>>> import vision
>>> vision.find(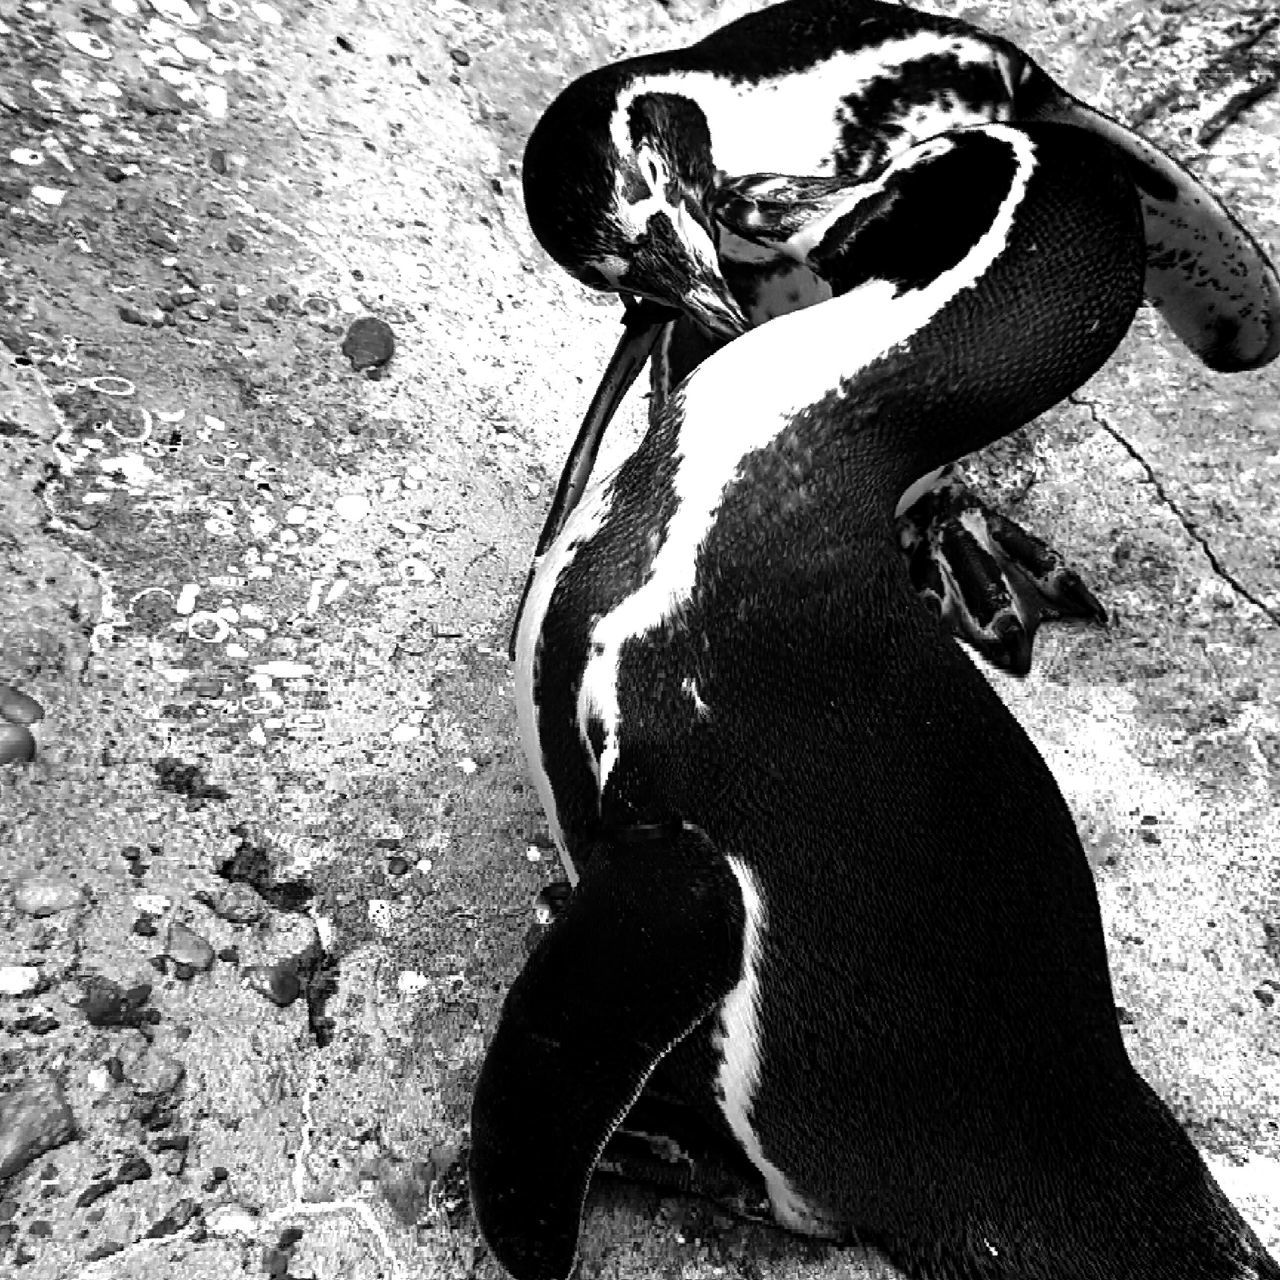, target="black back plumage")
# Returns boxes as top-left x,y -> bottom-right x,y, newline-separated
477,119 -> 1280,1280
